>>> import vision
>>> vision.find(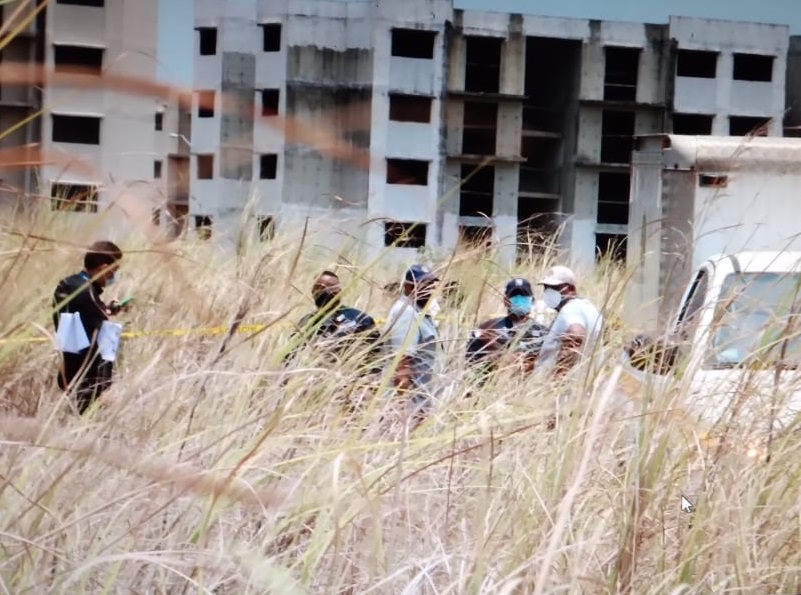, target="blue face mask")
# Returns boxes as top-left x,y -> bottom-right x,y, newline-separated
106,271 -> 118,286
508,295 -> 532,316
